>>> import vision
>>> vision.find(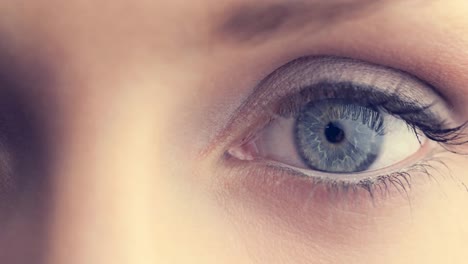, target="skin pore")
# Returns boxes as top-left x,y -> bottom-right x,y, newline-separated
0,0 -> 467,263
